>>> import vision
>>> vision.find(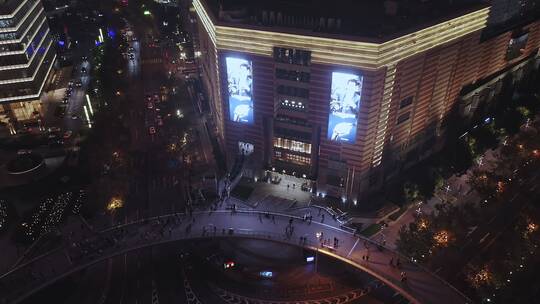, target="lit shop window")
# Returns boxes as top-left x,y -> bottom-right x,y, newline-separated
274,151 -> 311,165
273,137 -> 311,154
280,99 -> 306,111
